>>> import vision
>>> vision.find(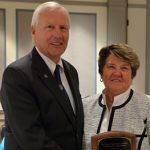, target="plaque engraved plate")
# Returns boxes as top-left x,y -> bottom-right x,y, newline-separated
91,131 -> 136,150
